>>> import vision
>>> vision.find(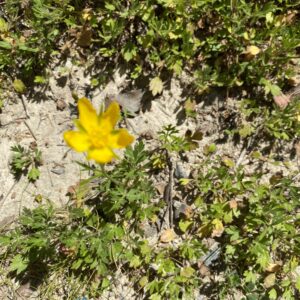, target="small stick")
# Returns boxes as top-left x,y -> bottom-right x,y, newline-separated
159,151 -> 174,230
167,157 -> 174,228
46,165 -> 54,187
0,117 -> 27,127
24,120 -> 37,140
21,94 -> 29,118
